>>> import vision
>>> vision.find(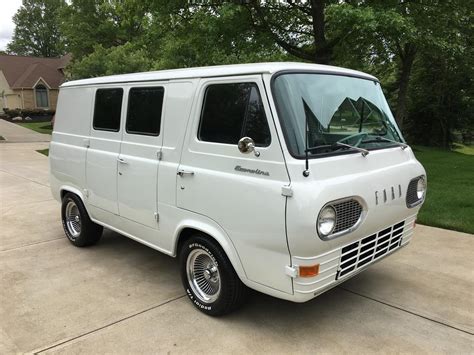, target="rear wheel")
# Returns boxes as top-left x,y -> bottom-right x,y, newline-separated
179,234 -> 247,316
61,193 -> 103,247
